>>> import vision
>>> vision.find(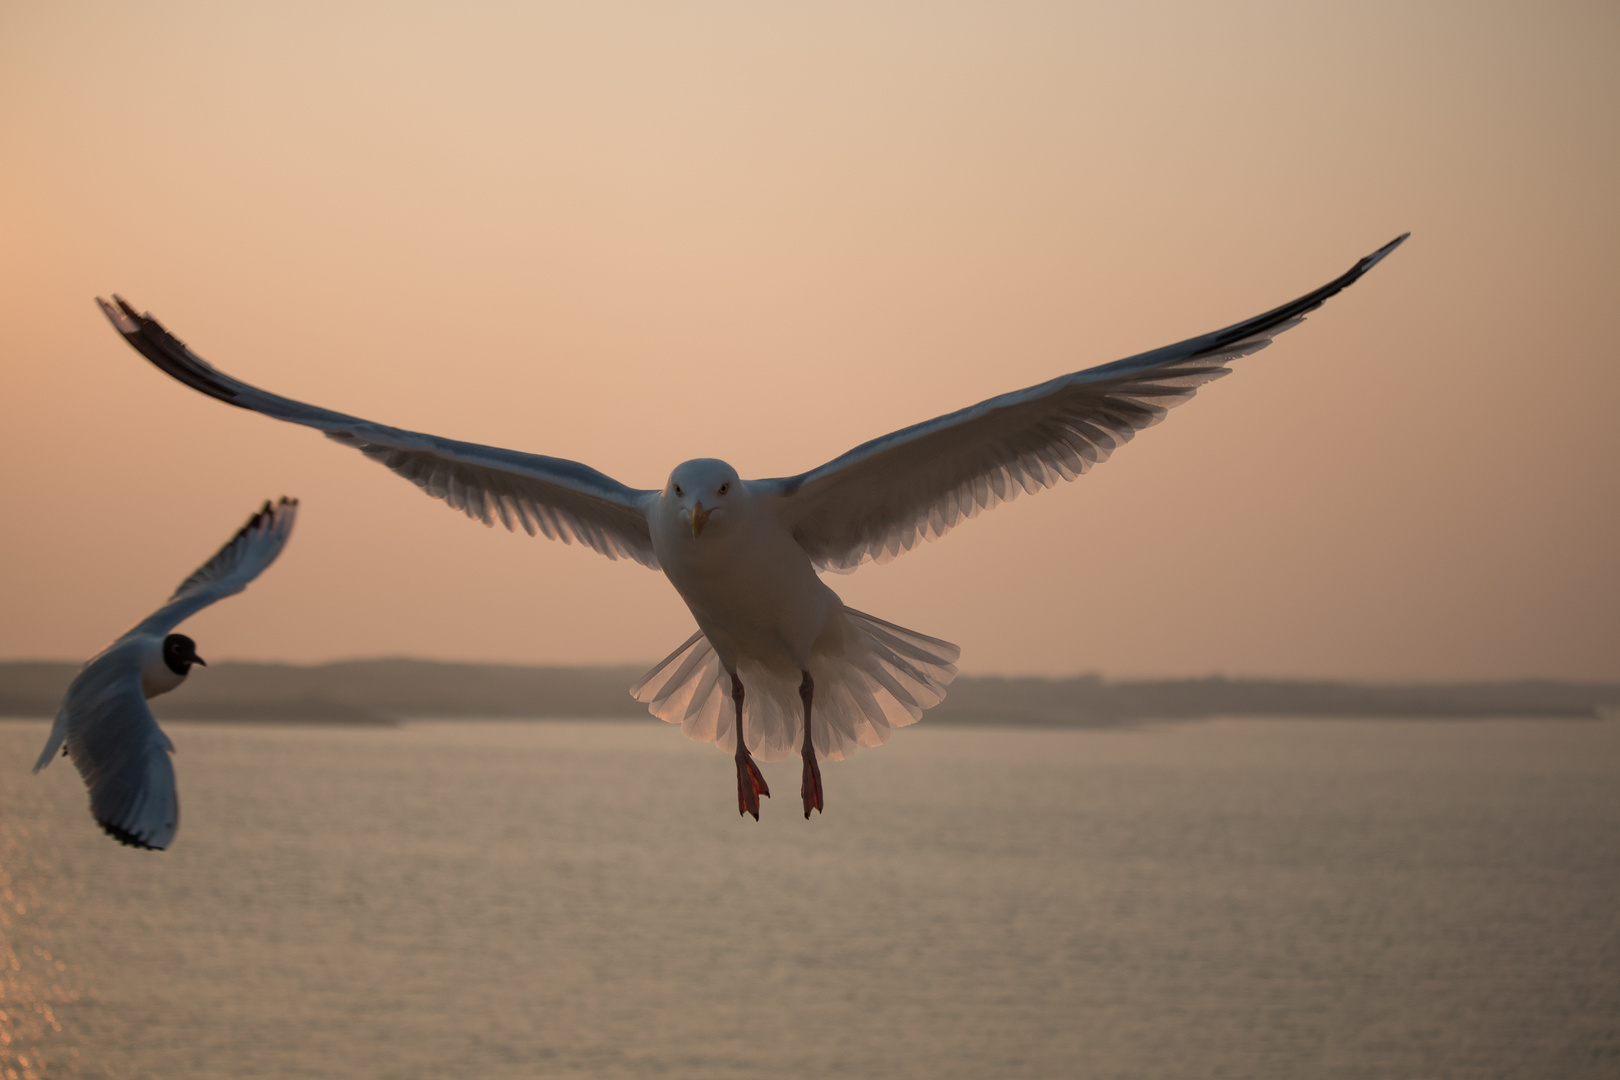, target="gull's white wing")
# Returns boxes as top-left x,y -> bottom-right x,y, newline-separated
758,235 -> 1407,572
34,643 -> 179,850
130,497 -> 300,638
99,298 -> 661,569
